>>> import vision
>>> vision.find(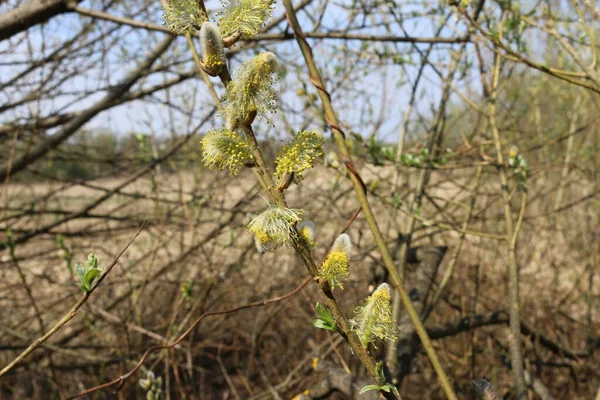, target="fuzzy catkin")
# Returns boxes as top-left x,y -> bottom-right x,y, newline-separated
200,22 -> 226,73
